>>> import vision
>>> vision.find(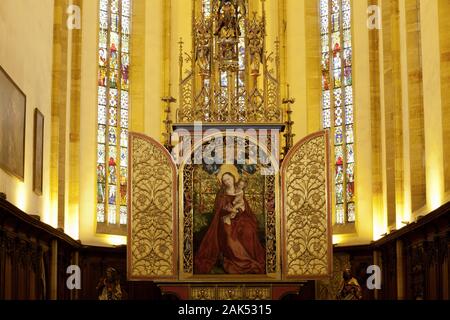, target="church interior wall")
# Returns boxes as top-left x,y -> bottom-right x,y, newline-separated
419,0 -> 445,216
0,0 -> 447,248
438,0 -> 450,198
0,0 -> 54,225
